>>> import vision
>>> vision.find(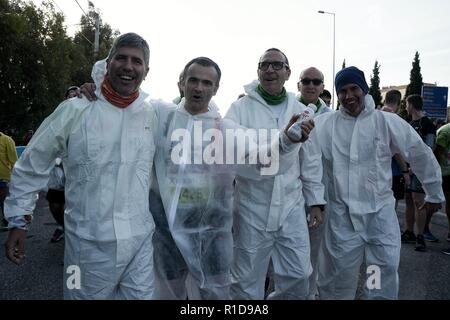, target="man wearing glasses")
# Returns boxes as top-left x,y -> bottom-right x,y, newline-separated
225,48 -> 326,299
297,67 -> 333,114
